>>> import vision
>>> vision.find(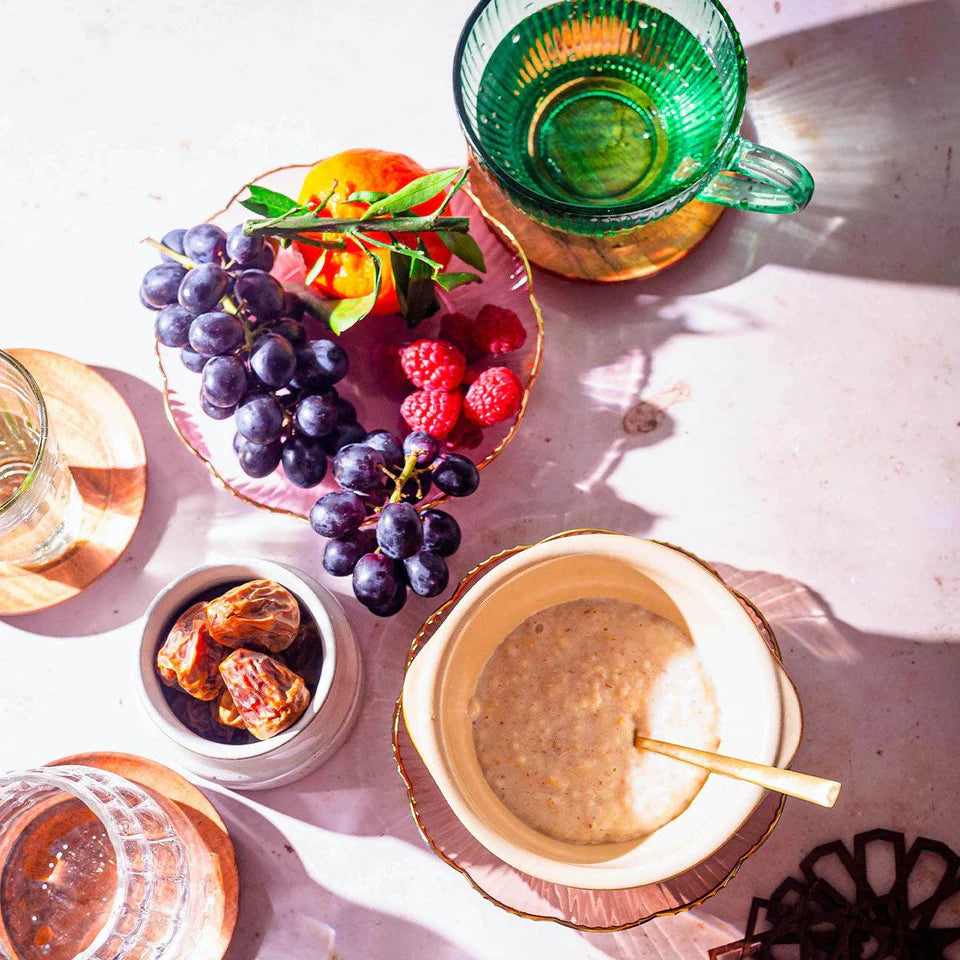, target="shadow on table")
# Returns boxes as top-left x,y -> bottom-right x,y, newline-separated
575,565 -> 960,959
211,790 -> 470,960
580,0 -> 959,298
2,368 -> 209,636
